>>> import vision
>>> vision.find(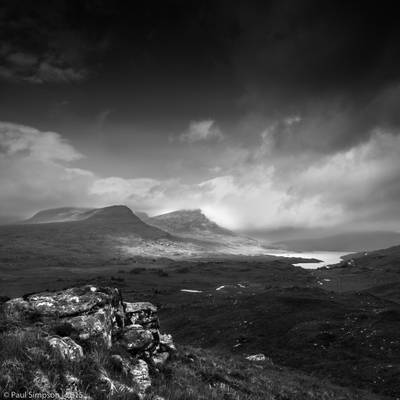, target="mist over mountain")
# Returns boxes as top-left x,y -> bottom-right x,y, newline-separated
24,207 -> 96,224
14,205 -> 273,258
